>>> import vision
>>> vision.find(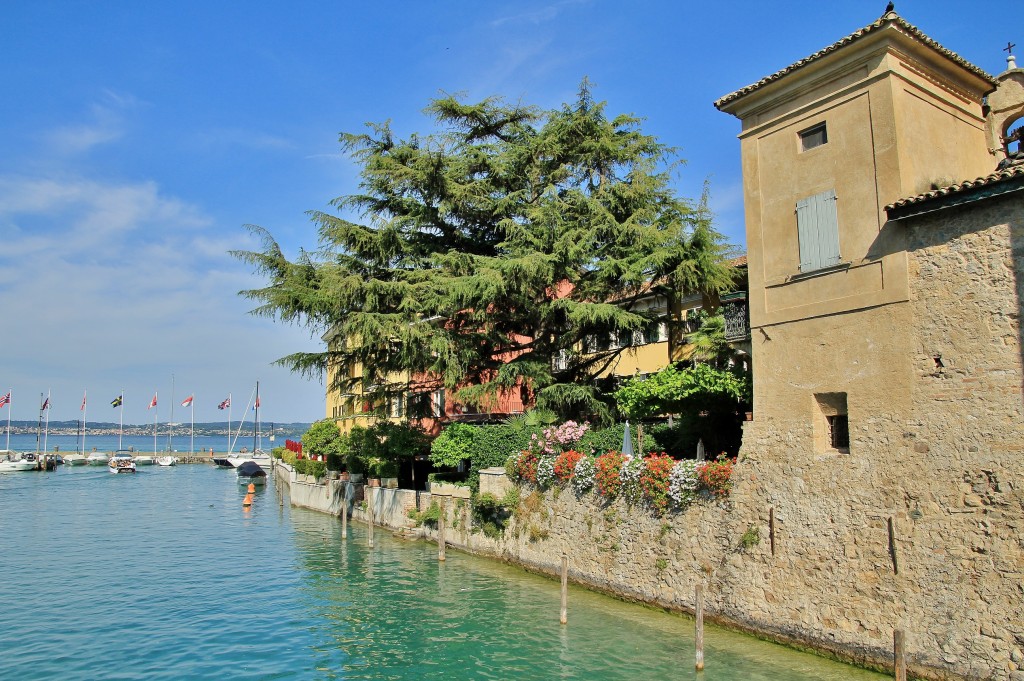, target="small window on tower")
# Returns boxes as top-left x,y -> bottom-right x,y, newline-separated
800,123 -> 828,151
